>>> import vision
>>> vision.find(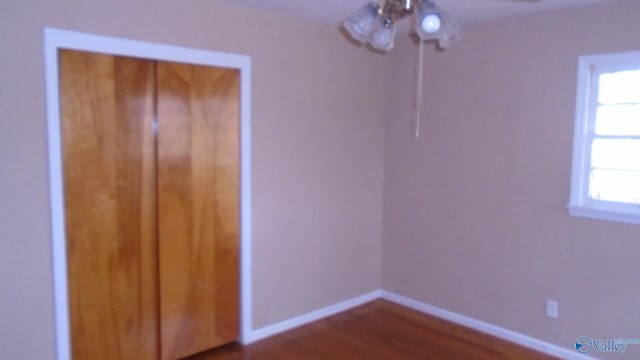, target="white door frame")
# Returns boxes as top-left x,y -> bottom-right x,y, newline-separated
43,28 -> 253,360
